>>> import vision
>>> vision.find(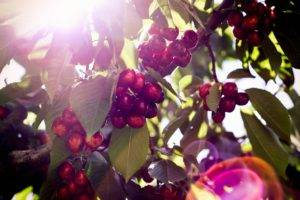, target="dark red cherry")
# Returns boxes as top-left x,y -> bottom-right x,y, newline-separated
62,107 -> 78,125
227,11 -> 243,27
133,99 -> 148,115
161,27 -> 179,41
127,114 -> 146,128
66,132 -> 84,153
172,50 -> 191,67
74,170 -> 89,187
132,73 -> 145,92
0,105 -> 9,120
143,82 -> 163,103
117,93 -> 134,112
198,83 -> 211,98
148,35 -> 166,53
242,15 -> 259,30
118,69 -> 136,87
68,181 -> 78,194
256,2 -> 267,16
145,103 -> 158,118
222,82 -> 238,97
115,86 -> 127,97
111,113 -> 127,128
235,92 -> 249,105
247,31 -> 262,46
57,186 -> 70,200
85,132 -> 103,150
233,26 -> 247,40
149,23 -> 161,35
219,97 -> 236,112
181,30 -> 199,49
212,110 -> 225,123
52,117 -> 69,137
138,42 -> 153,60
167,40 -> 186,56
156,92 -> 165,104
58,161 -> 75,181
76,194 -> 91,200
160,51 -> 173,66
242,0 -> 258,13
